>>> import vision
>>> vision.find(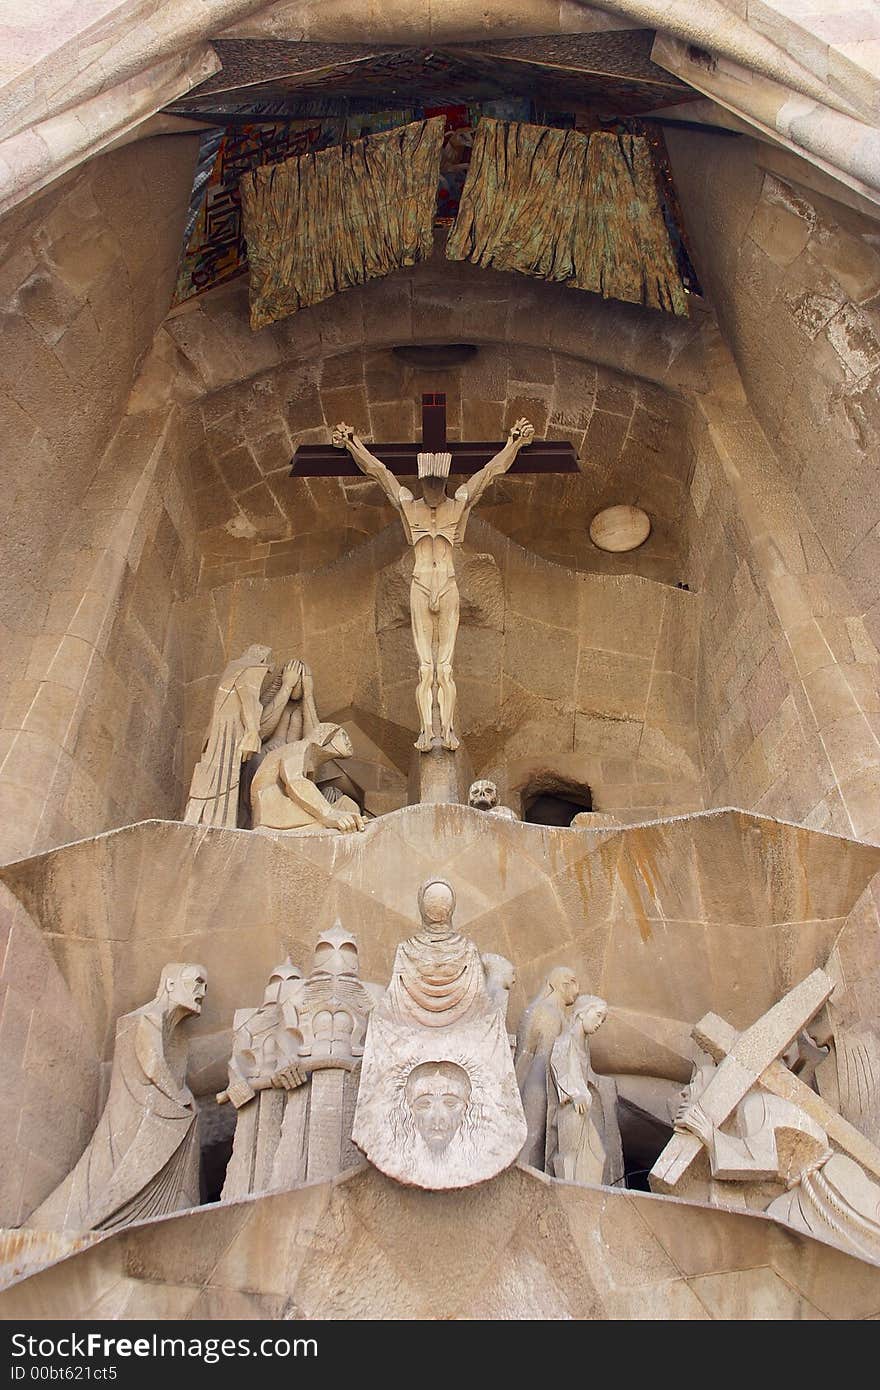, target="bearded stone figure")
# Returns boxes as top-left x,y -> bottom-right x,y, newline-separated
27,965 -> 207,1234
